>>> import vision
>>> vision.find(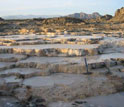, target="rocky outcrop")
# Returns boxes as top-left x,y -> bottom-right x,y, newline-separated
115,7 -> 124,17
112,7 -> 124,22
0,54 -> 27,62
42,17 -> 84,25
99,14 -> 113,21
68,12 -> 101,19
